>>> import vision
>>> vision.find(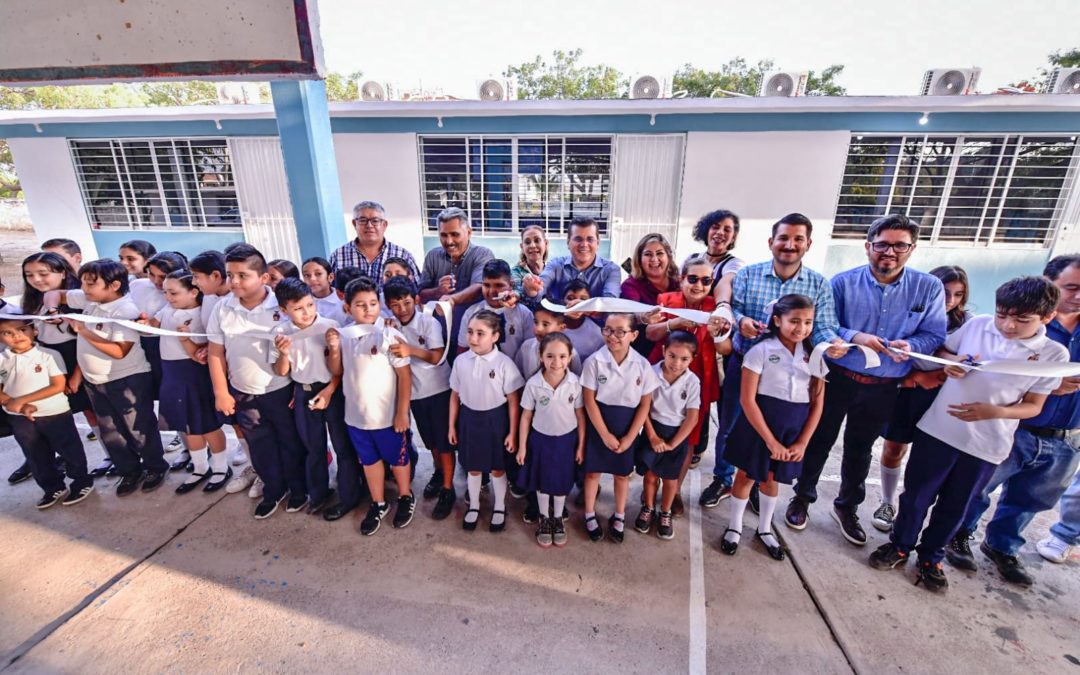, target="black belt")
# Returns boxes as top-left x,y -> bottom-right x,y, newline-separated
1020,424 -> 1080,440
